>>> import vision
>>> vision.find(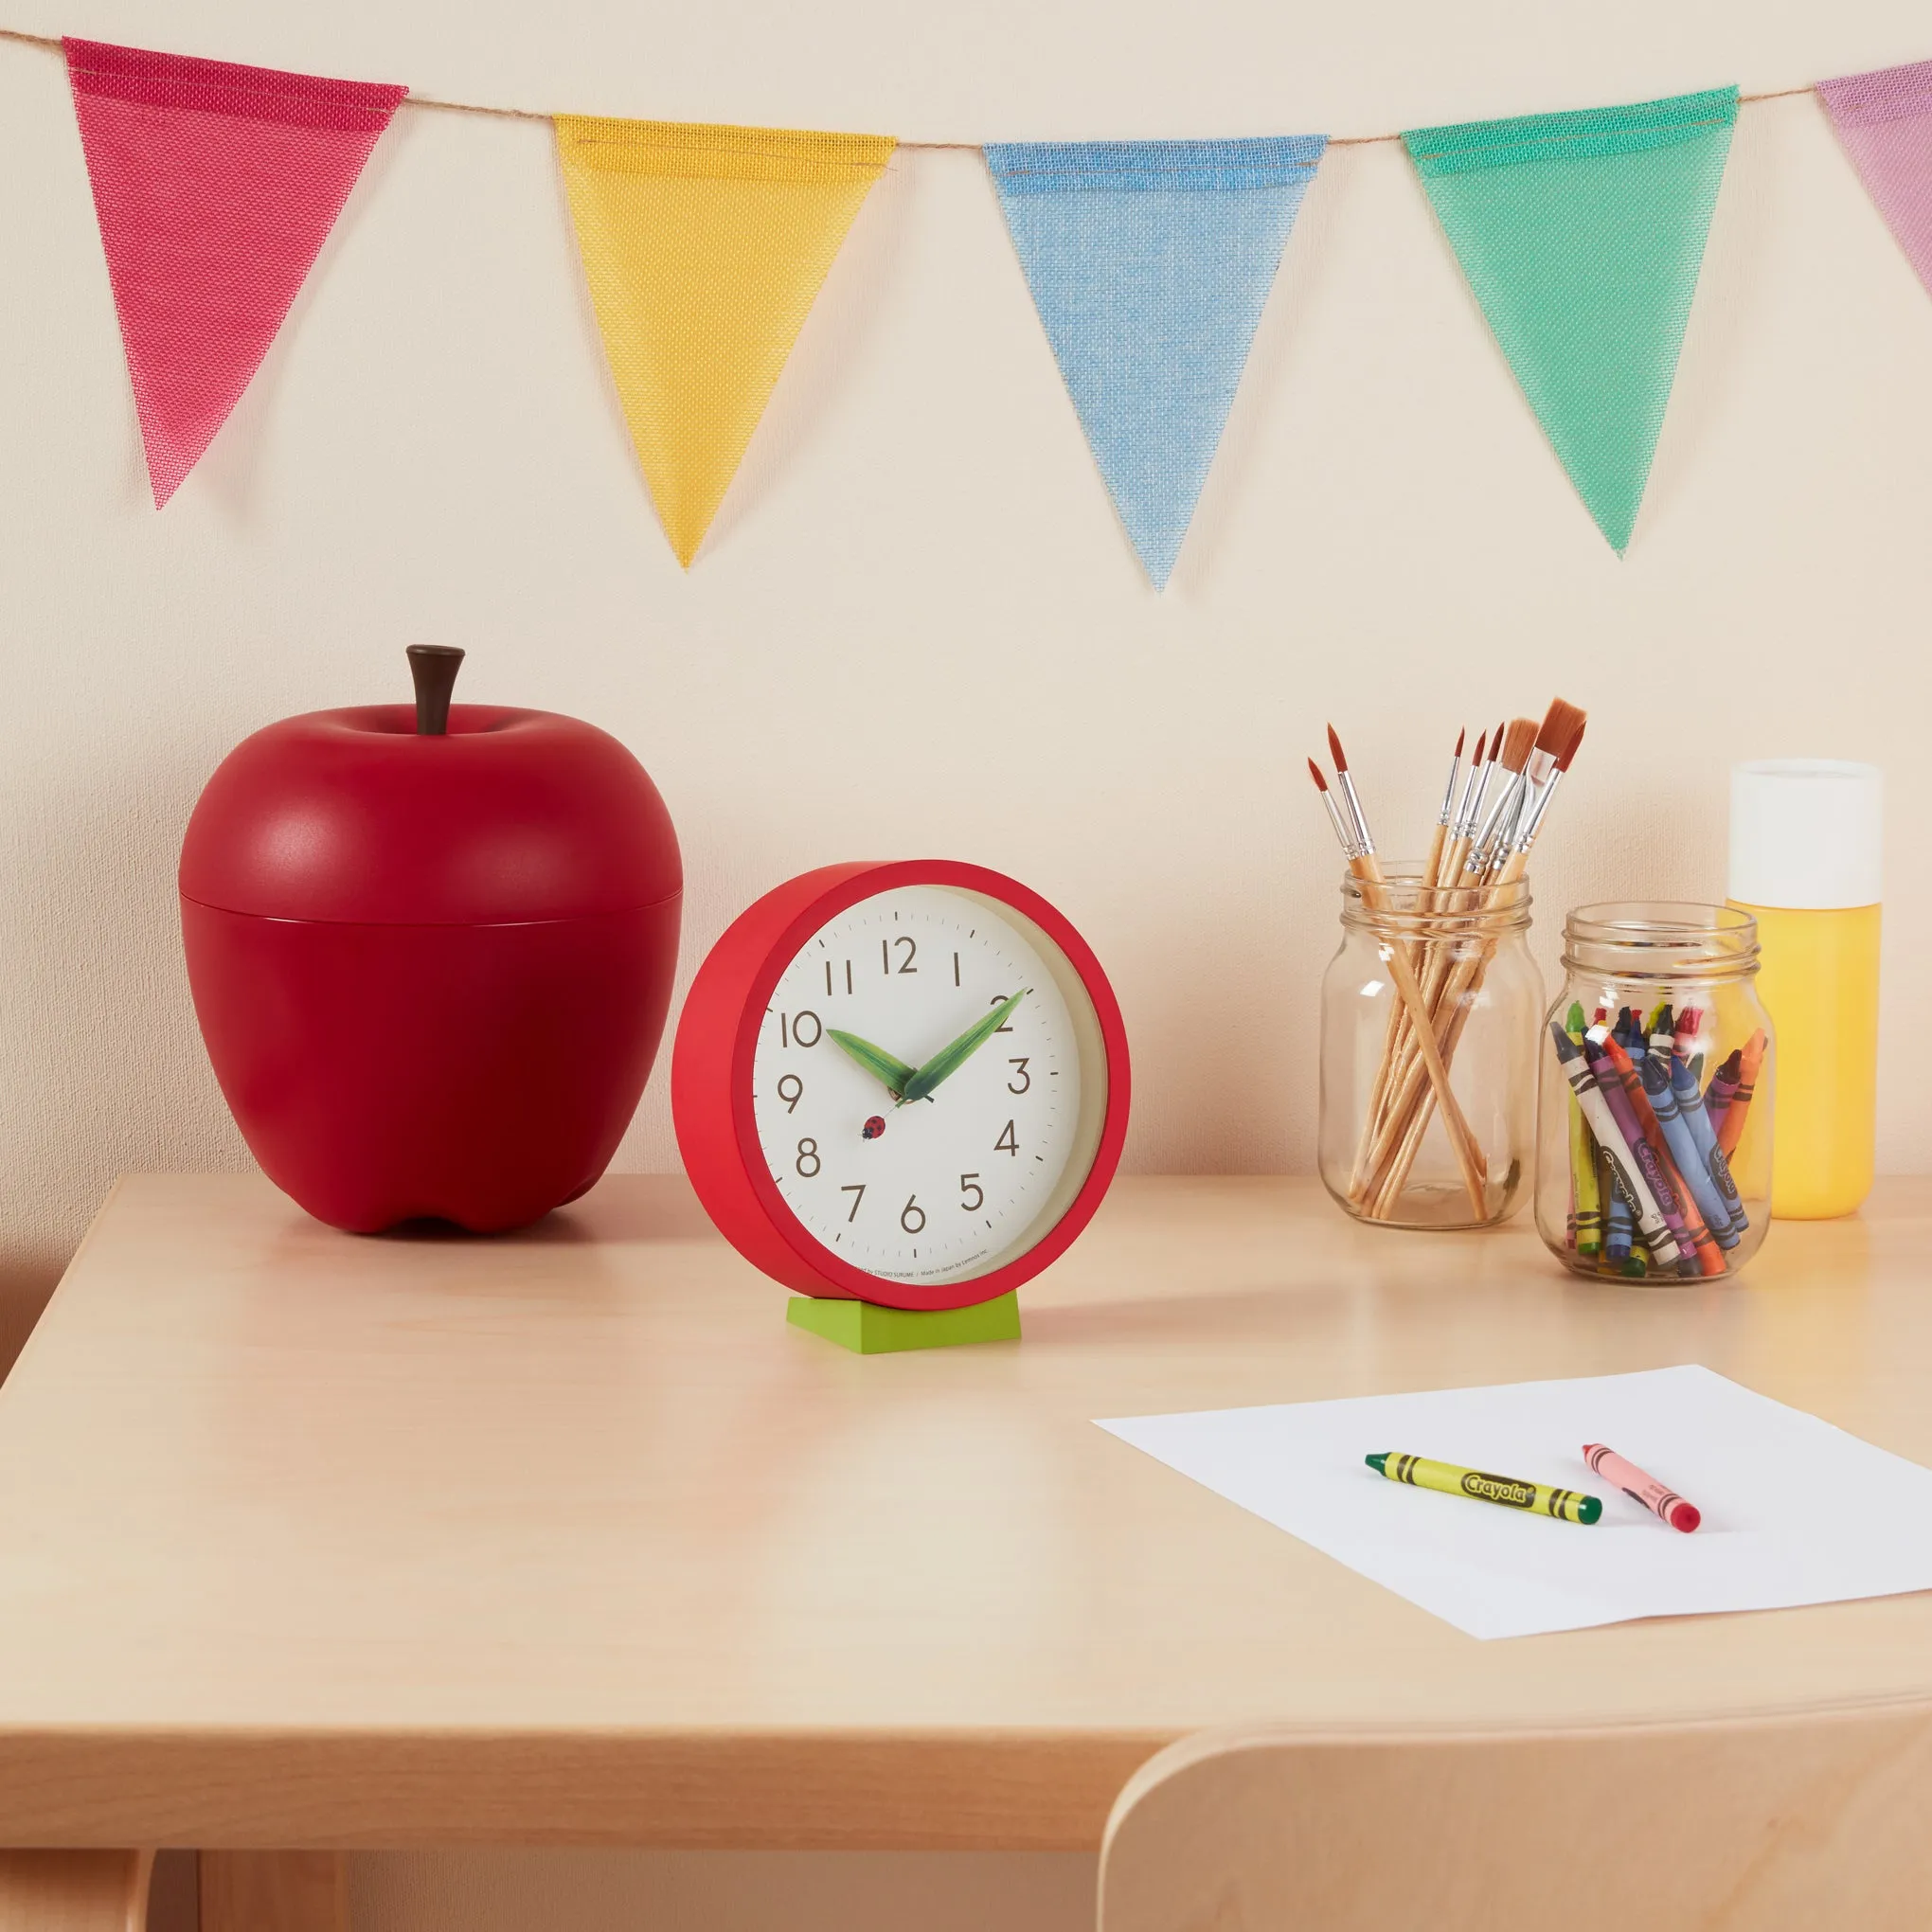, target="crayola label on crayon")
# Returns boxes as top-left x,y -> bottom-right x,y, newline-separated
1462,1472 -> 1535,1508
